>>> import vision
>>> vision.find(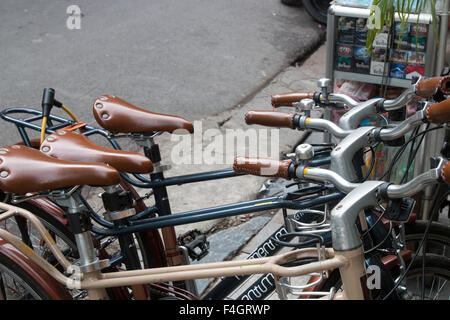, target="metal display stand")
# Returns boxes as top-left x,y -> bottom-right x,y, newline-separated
324,3 -> 448,219
325,4 -> 438,87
